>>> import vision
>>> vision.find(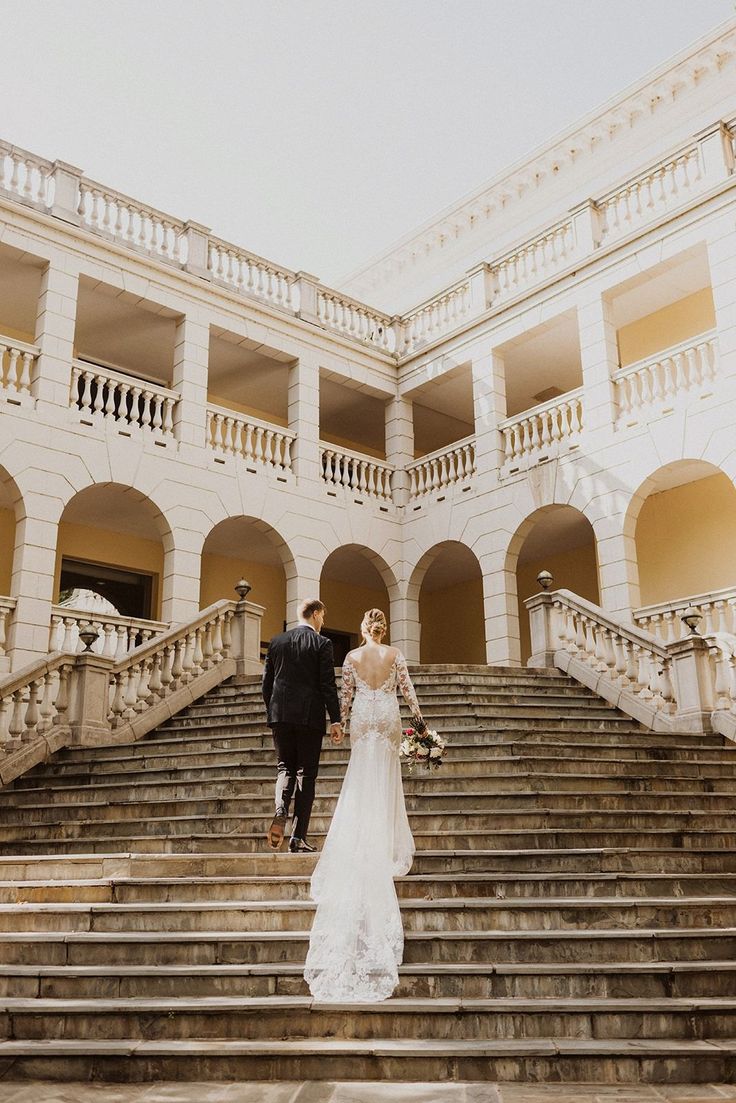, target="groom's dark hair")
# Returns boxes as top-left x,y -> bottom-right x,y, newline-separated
299,598 -> 325,620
